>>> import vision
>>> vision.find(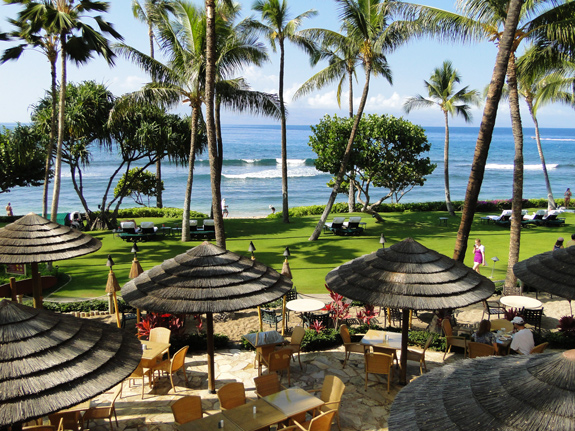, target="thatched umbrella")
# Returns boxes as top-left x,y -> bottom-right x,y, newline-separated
514,247 -> 575,303
0,213 -> 102,308
0,299 -> 141,426
121,241 -> 292,392
389,350 -> 575,430
326,238 -> 494,384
